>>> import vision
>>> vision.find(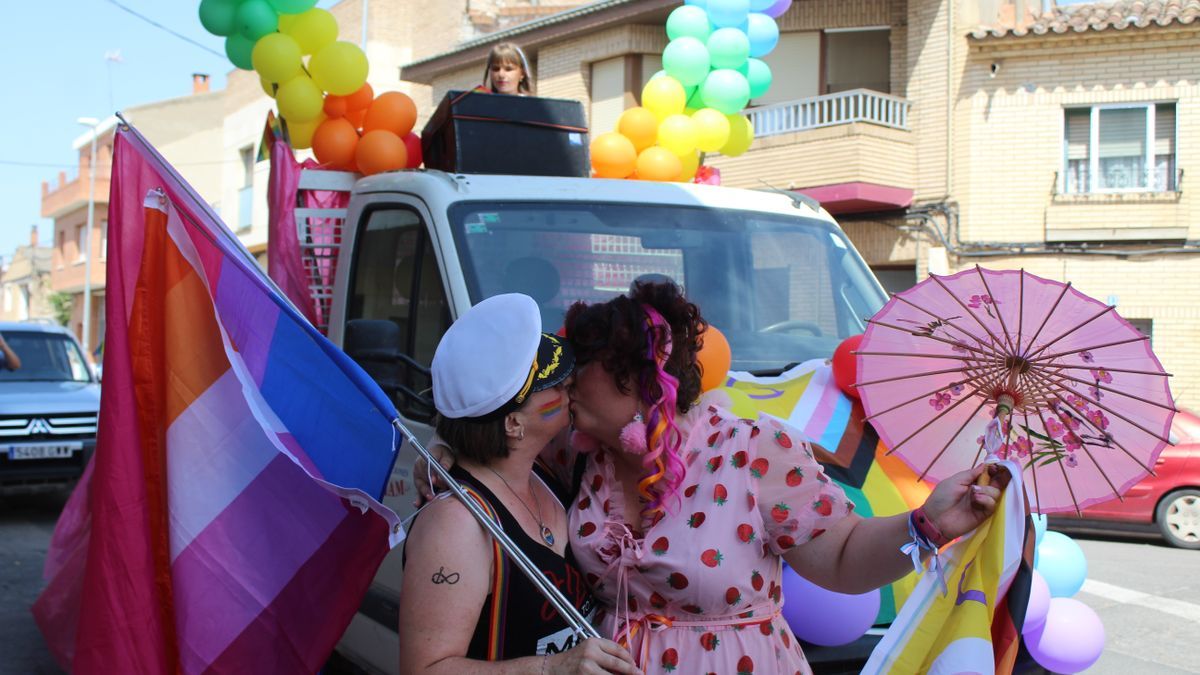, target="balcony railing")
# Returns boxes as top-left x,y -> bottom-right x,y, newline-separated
748,89 -> 910,138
